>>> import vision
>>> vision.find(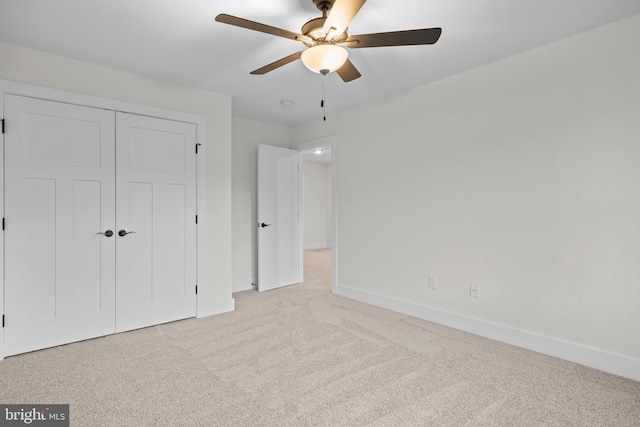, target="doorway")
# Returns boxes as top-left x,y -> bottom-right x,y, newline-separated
296,136 -> 337,294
